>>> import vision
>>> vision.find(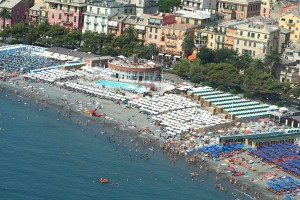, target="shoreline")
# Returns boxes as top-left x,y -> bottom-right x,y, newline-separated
0,80 -> 277,200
